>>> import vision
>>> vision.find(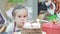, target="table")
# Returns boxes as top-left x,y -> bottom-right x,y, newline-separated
42,23 -> 60,34
0,31 -> 46,34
